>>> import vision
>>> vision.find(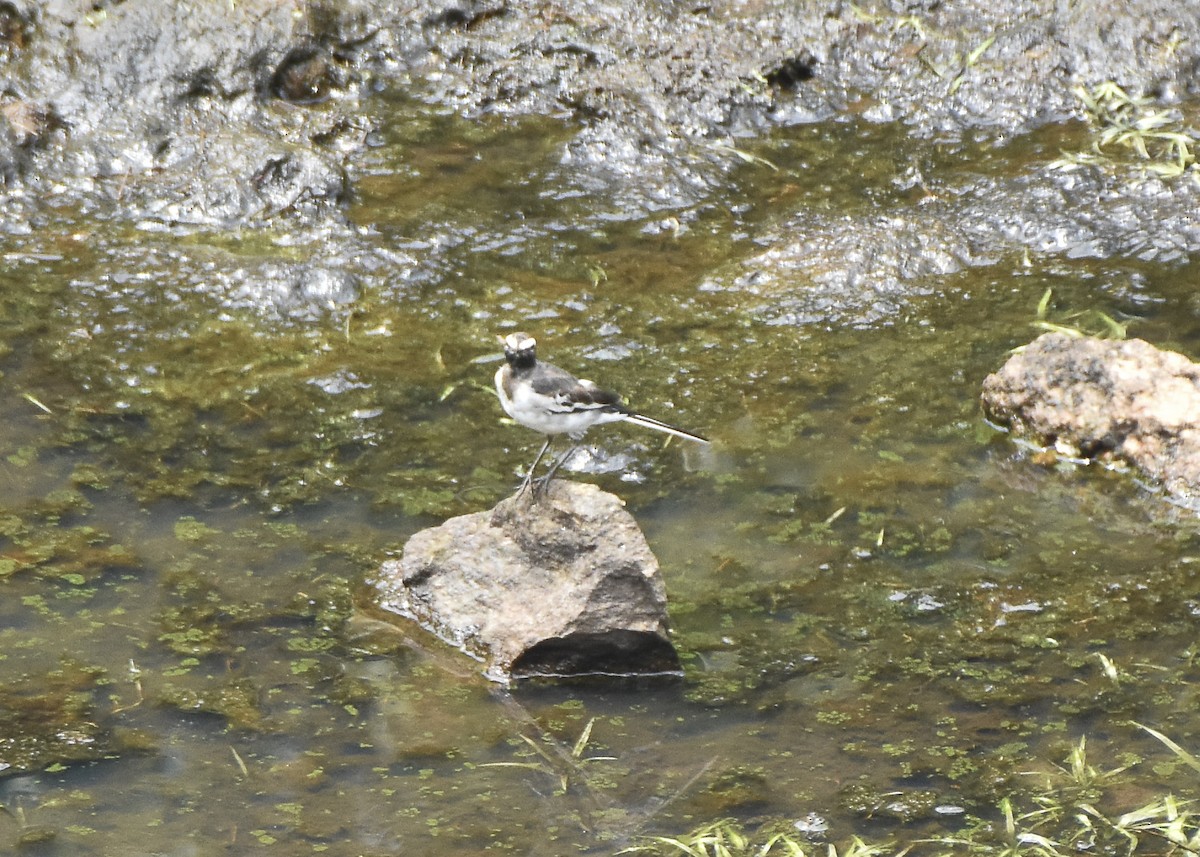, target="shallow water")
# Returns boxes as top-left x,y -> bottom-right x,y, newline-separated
1,96 -> 1199,855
